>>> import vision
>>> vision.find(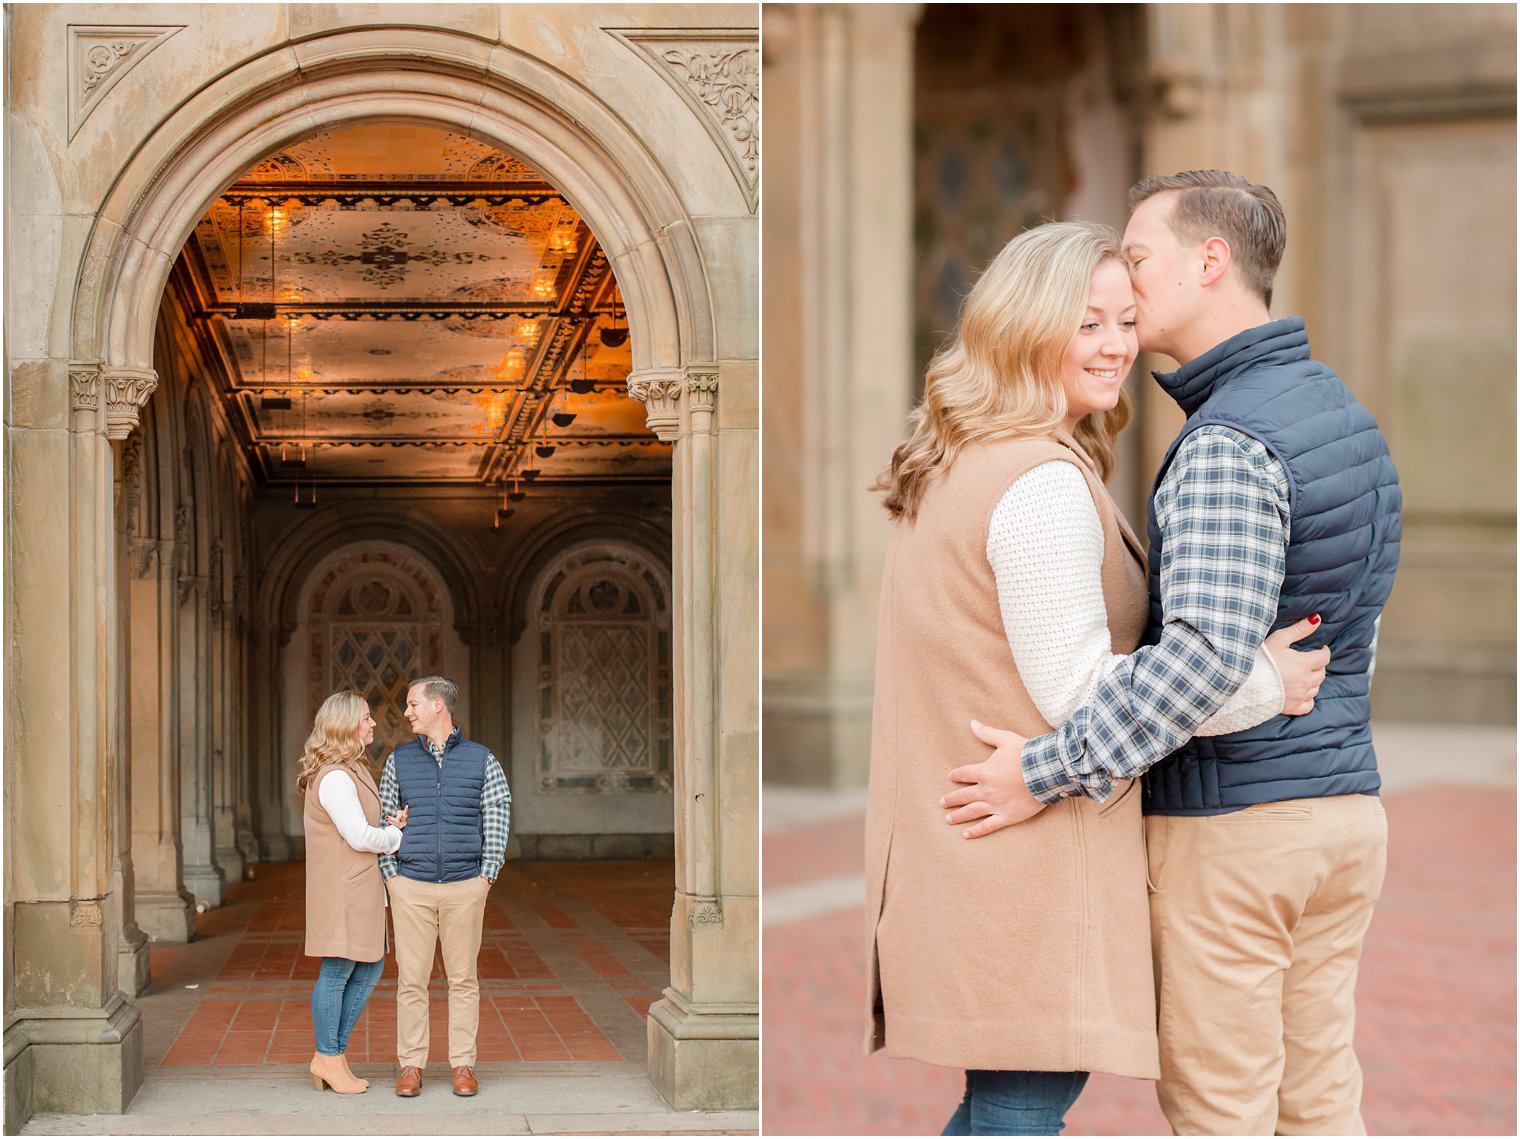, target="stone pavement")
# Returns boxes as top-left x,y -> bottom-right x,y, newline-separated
22,860 -> 755,1136
762,720 -> 1517,1136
